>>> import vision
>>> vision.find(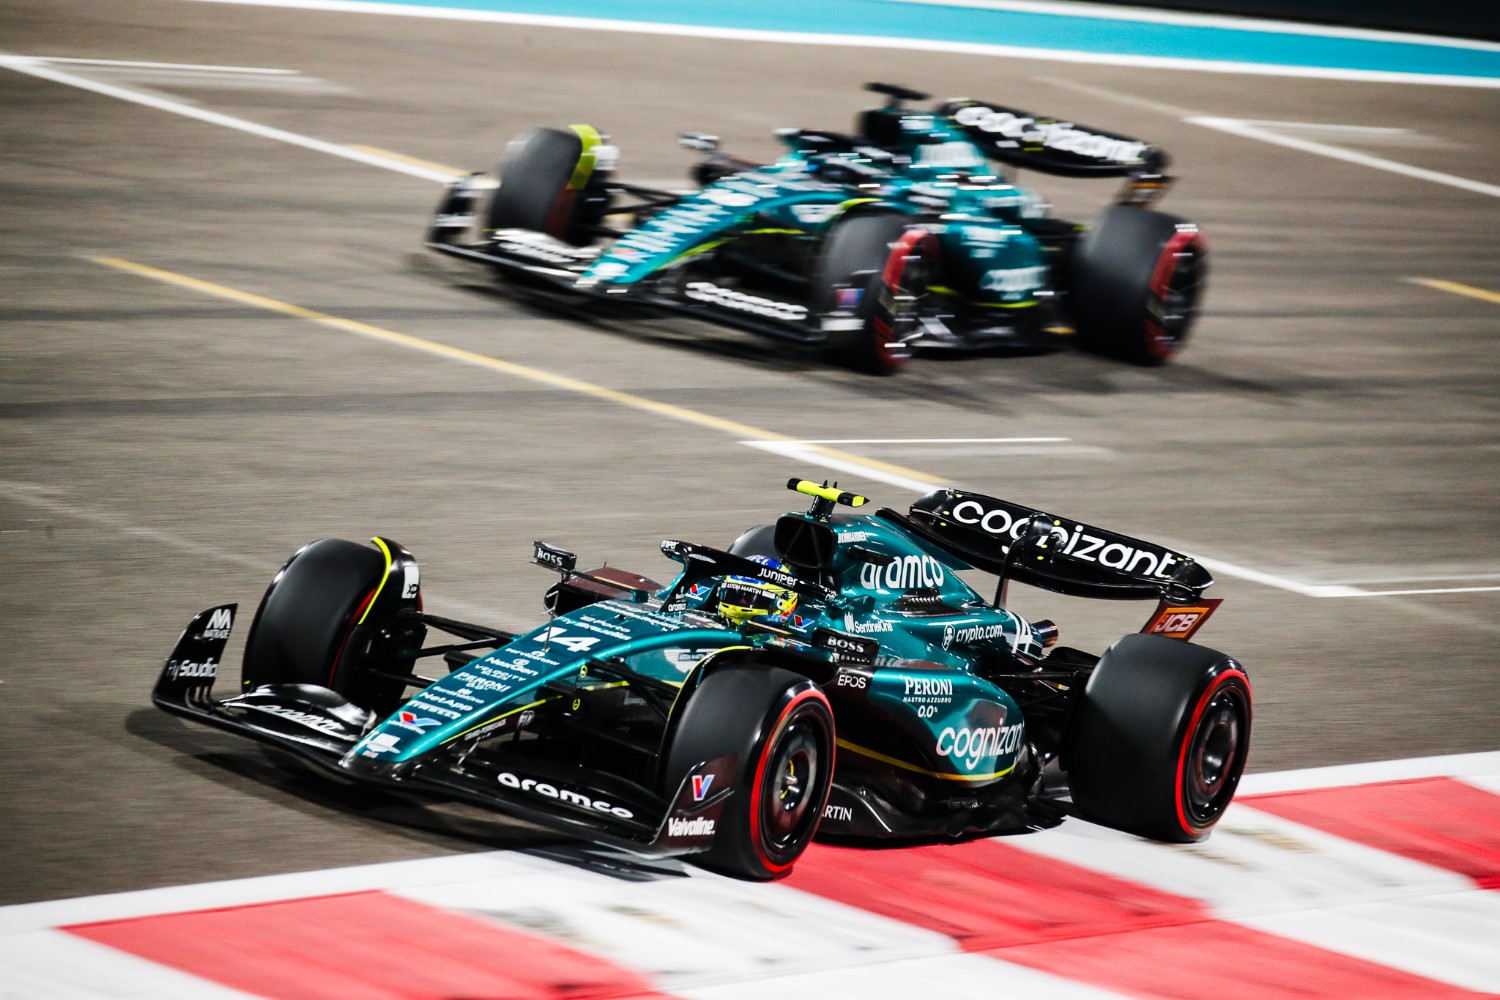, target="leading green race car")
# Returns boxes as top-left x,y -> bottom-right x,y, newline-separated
427,83 -> 1207,374
154,480 -> 1251,880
